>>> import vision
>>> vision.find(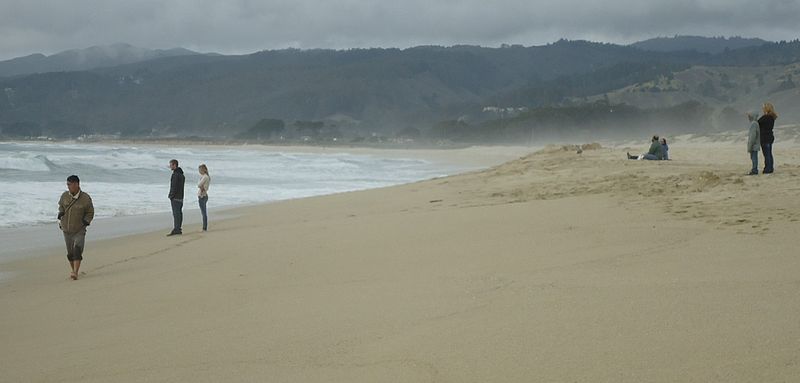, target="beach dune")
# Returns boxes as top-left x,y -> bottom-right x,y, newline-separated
1,139 -> 799,382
